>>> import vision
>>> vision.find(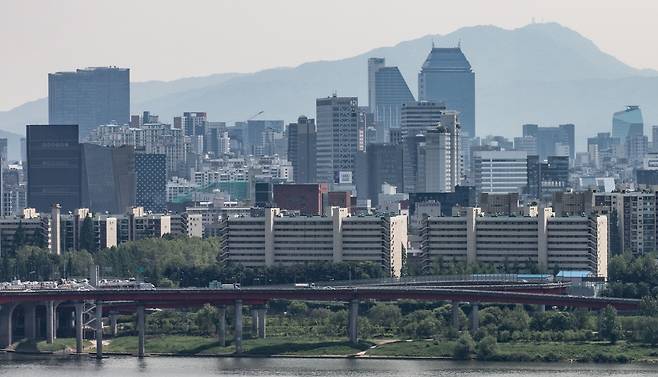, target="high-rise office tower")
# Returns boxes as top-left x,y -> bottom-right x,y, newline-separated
522,123 -> 575,161
316,95 -> 359,183
418,47 -> 475,138
135,153 -> 167,212
182,112 -> 207,154
416,112 -> 462,192
368,57 -> 415,143
204,121 -> 229,157
81,144 -> 135,213
355,143 -> 403,205
400,101 -> 446,192
287,116 -> 317,183
612,106 -> 643,141
27,125 -> 82,212
48,67 -> 129,139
